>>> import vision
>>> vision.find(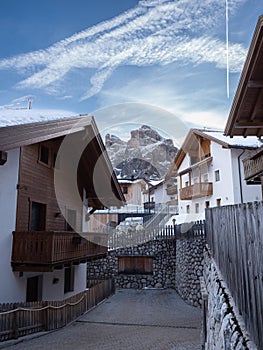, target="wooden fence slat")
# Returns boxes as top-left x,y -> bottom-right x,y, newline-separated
206,202 -> 263,350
